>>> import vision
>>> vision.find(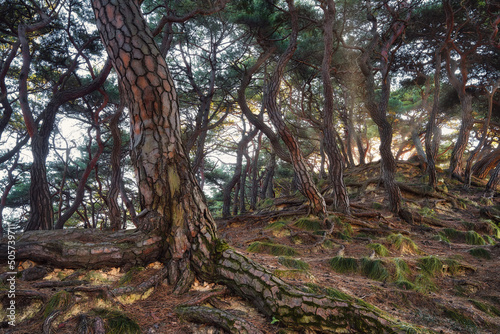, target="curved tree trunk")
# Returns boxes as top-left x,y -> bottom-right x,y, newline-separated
321,0 -> 350,215
358,11 -> 406,215
87,0 -> 406,331
264,0 -> 326,217
425,48 -> 443,188
464,80 -> 499,187
107,106 -> 124,230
